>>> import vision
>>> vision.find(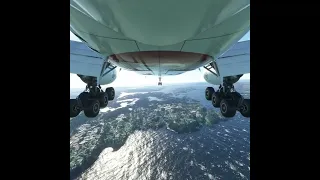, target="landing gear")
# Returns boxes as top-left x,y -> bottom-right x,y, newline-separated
205,75 -> 250,118
70,99 -> 81,117
239,99 -> 250,117
70,75 -> 116,118
83,99 -> 100,118
98,90 -> 108,108
158,77 -> 162,86
220,99 -> 237,117
205,87 -> 214,100
211,92 -> 222,108
106,87 -> 115,101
